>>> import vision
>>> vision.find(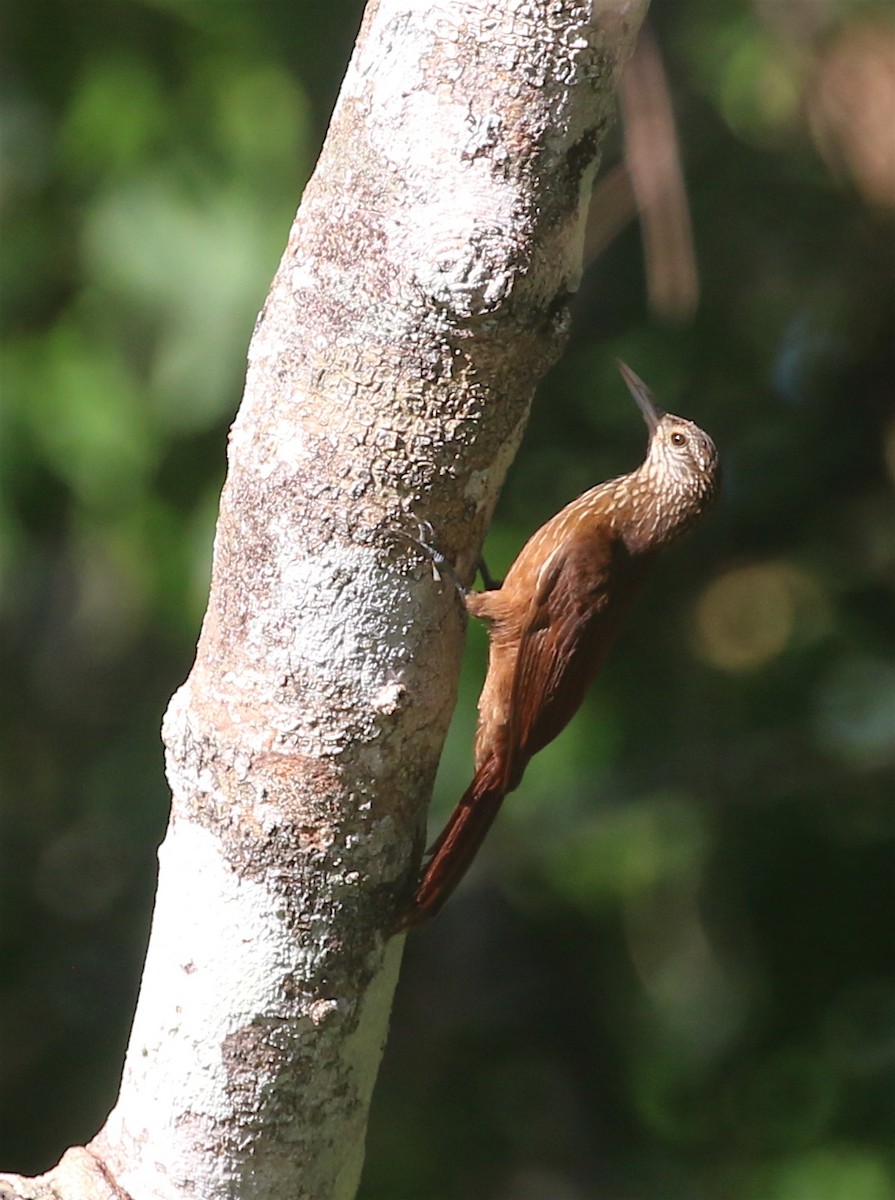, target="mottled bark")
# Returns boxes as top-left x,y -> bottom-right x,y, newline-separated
0,1 -> 646,1197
